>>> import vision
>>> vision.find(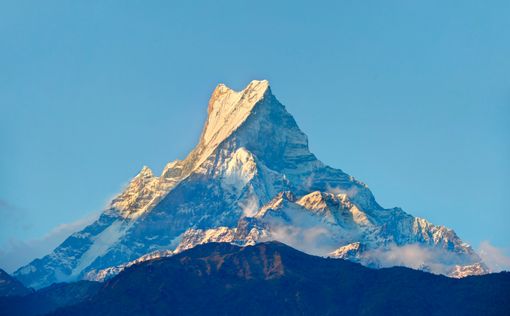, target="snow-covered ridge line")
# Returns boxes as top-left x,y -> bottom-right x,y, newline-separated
110,81 -> 271,220
14,80 -> 488,289
89,189 -> 486,281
